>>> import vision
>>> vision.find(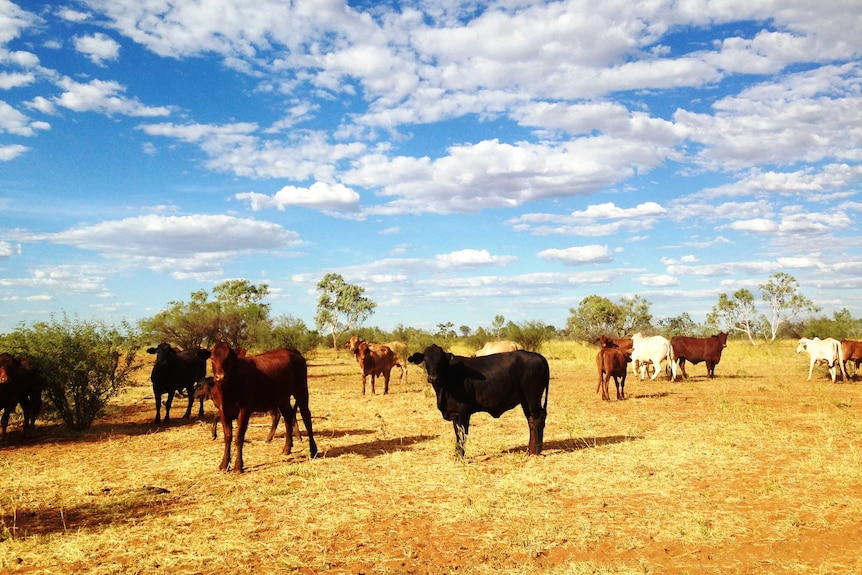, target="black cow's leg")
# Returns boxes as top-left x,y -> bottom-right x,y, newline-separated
196,394 -> 205,419
452,416 -> 470,457
234,410 -> 250,473
219,416 -> 232,471
0,409 -> 9,444
182,385 -> 194,419
163,390 -> 176,423
153,390 -> 162,424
